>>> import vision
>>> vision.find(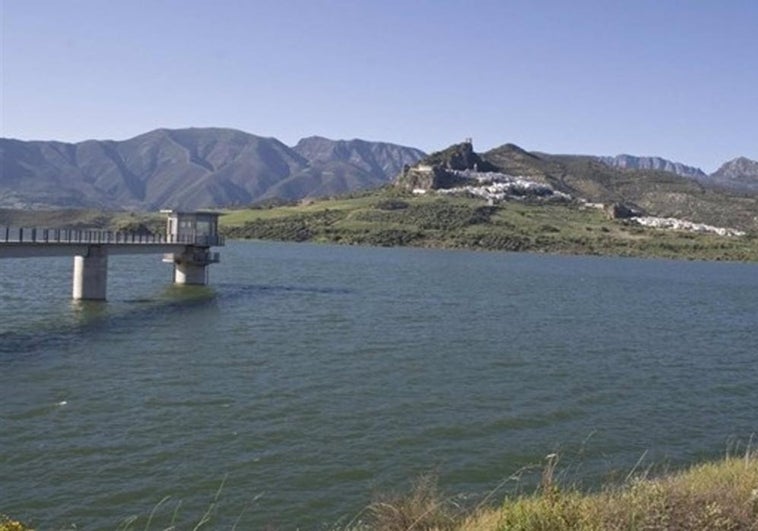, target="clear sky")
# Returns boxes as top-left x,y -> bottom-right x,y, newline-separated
1,0 -> 756,172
